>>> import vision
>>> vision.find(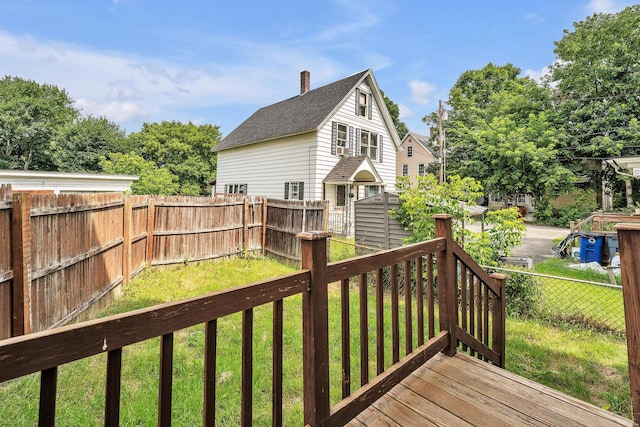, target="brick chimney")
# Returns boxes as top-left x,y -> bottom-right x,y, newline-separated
300,70 -> 310,95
